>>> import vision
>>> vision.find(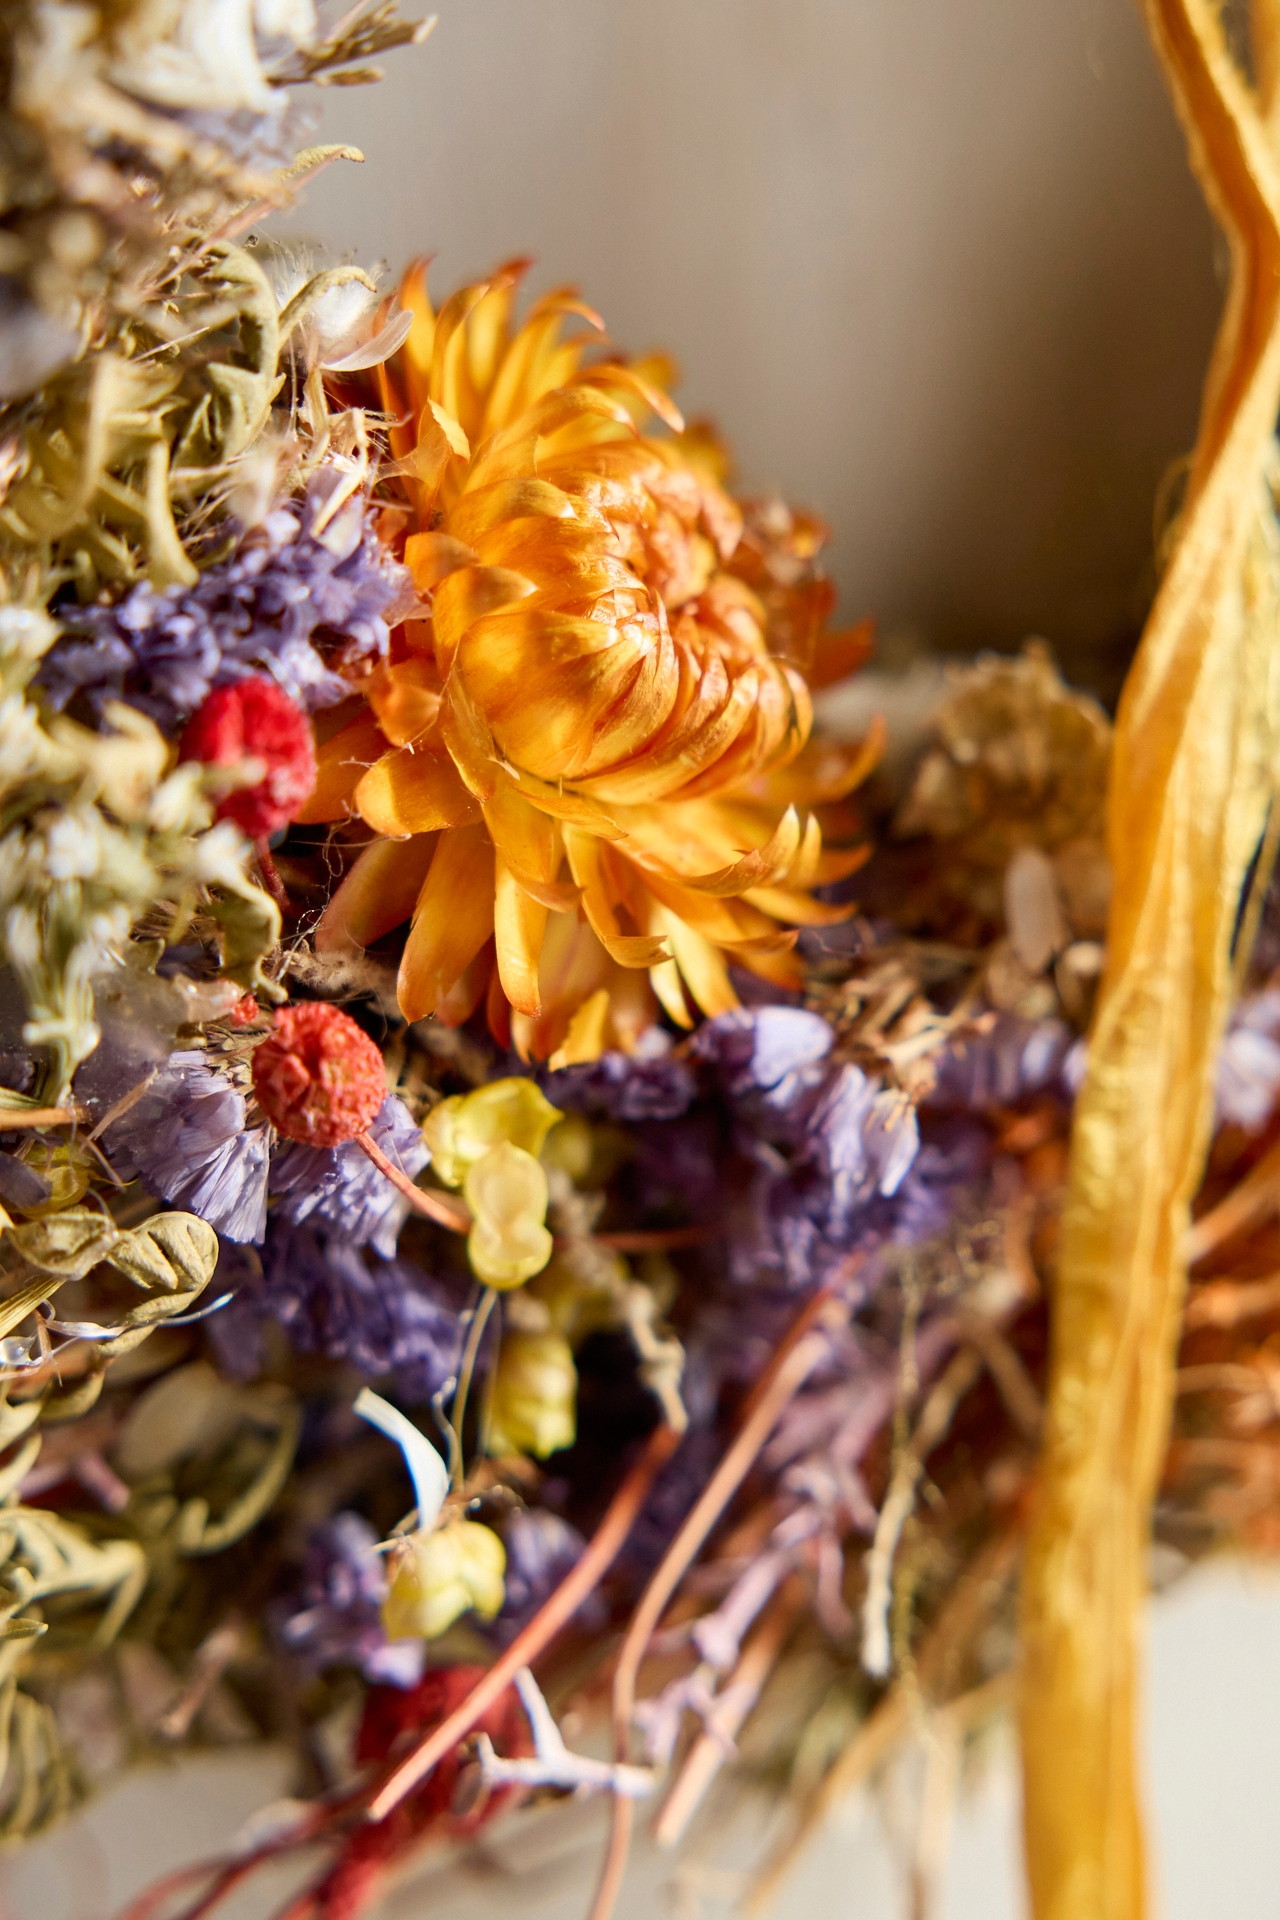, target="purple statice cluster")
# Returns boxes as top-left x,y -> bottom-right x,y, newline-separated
104,1050 -> 272,1242
211,1223 -> 465,1405
103,1060 -> 428,1252
275,1511 -> 425,1688
547,1003 -> 1078,1296
38,465 -> 414,729
103,1046 -> 462,1404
